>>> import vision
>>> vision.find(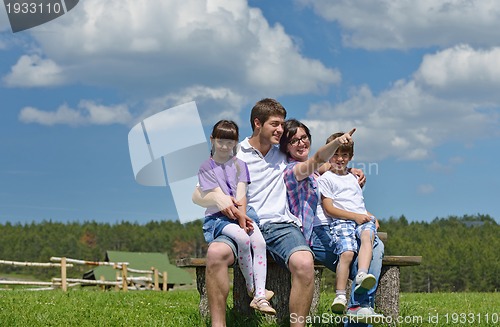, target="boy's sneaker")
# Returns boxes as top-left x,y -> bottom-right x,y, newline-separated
331,296 -> 347,314
354,272 -> 376,294
345,306 -> 384,324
